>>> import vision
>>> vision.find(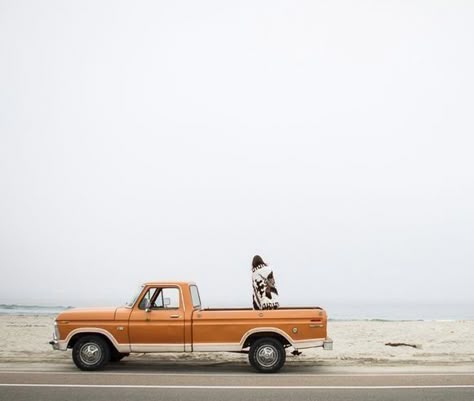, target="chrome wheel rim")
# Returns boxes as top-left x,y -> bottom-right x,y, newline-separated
256,345 -> 278,368
79,342 -> 102,366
